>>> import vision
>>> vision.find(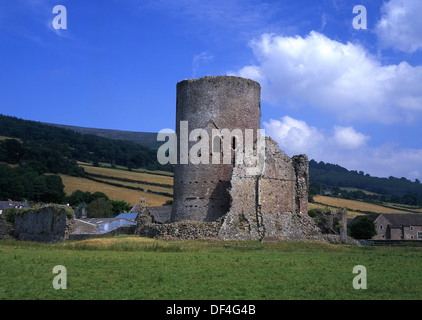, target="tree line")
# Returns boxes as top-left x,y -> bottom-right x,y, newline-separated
66,190 -> 131,218
309,160 -> 422,205
0,163 -> 66,204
